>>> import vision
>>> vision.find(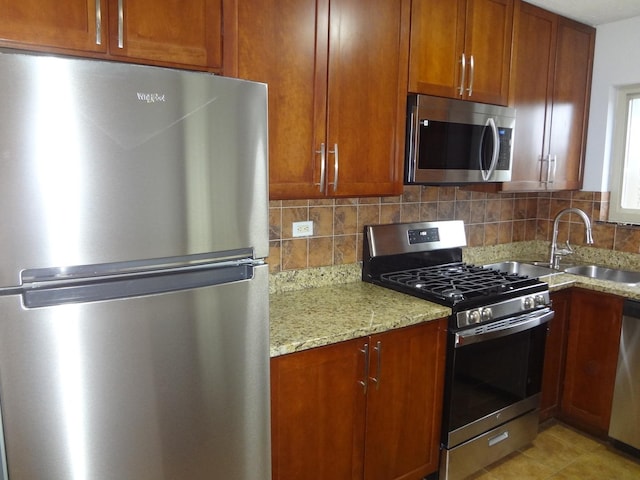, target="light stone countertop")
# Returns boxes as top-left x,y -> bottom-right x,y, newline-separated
269,241 -> 640,358
269,282 -> 450,357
